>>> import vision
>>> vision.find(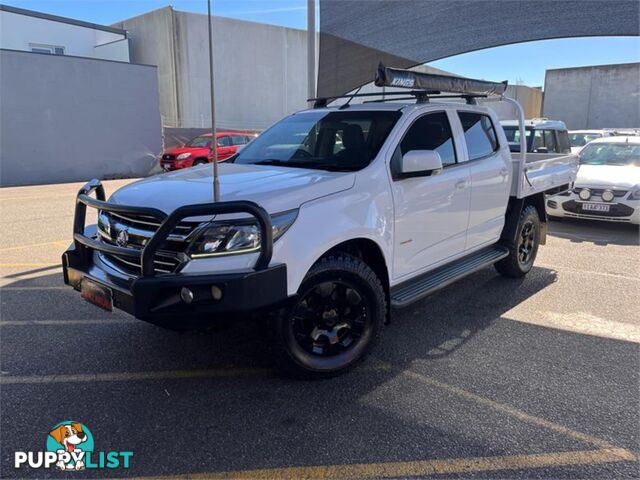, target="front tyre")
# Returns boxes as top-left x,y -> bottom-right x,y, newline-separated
495,205 -> 541,278
271,254 -> 385,378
